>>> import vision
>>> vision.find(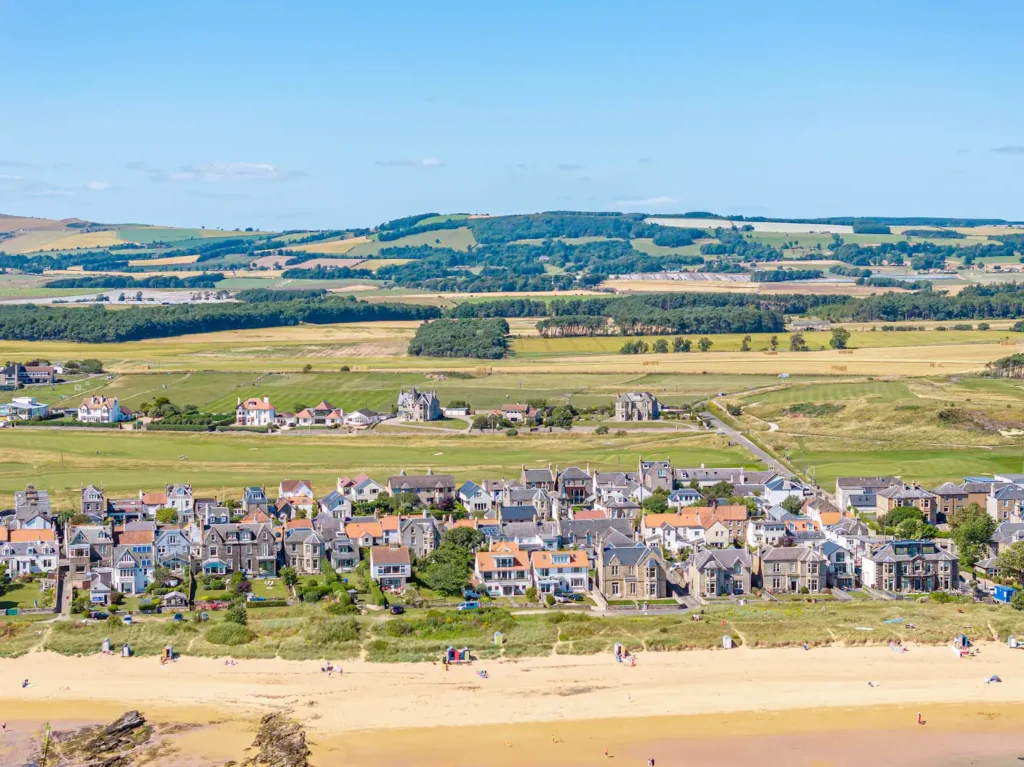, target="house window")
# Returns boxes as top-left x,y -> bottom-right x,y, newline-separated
209,546 -> 217,556
610,565 -> 619,576
611,582 -> 620,596
629,582 -> 637,595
